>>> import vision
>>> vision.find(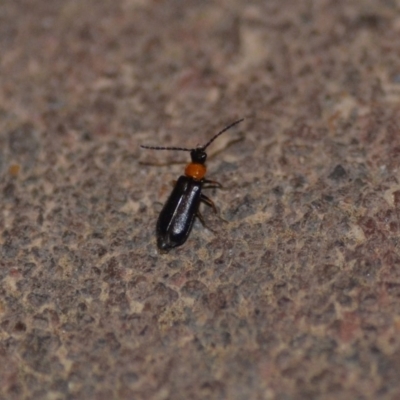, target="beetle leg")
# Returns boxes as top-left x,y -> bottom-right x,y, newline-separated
201,194 -> 218,214
201,194 -> 228,223
196,209 -> 206,227
196,209 -> 217,233
203,179 -> 223,189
